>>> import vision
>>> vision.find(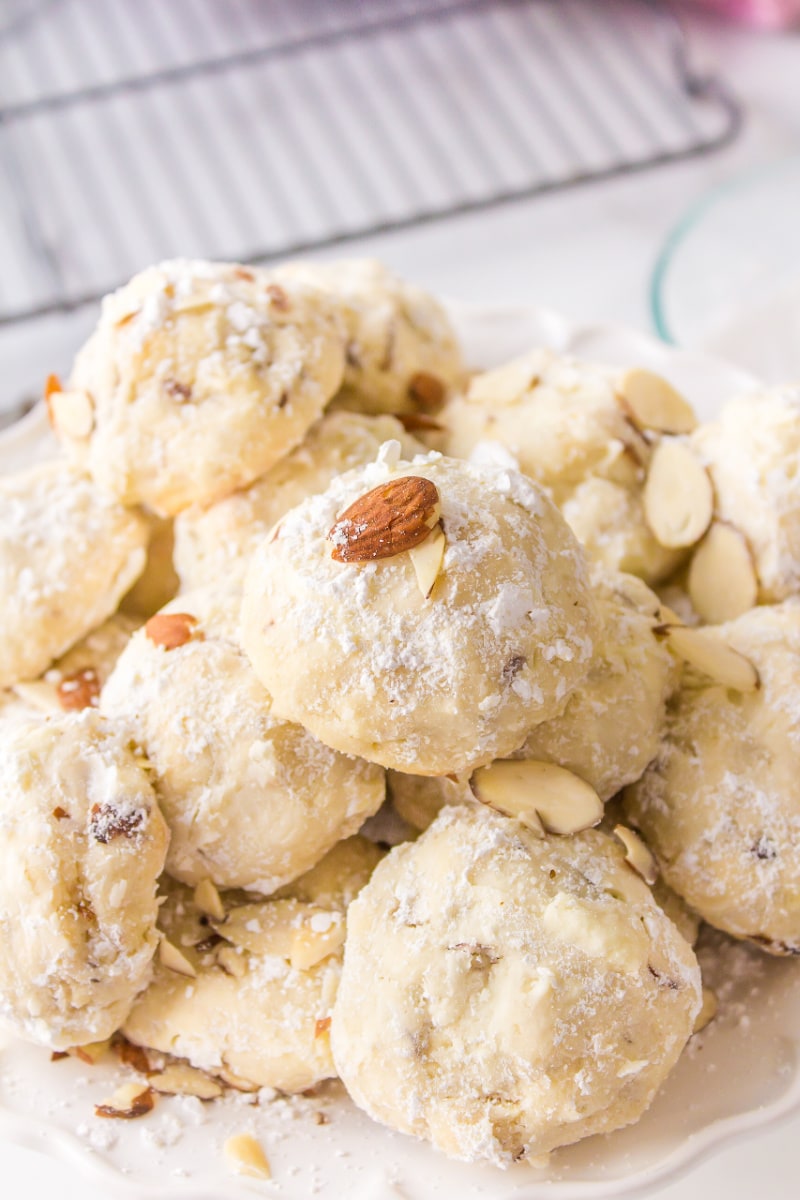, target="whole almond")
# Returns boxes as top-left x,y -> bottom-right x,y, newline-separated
56,667 -> 100,712
329,476 -> 441,563
145,611 -> 199,650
